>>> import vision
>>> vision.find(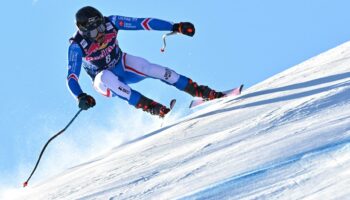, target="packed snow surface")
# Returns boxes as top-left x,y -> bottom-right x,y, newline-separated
10,41 -> 350,199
